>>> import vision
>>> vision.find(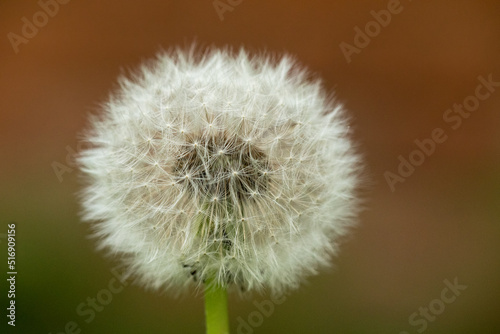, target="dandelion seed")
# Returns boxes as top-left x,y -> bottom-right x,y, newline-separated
78,46 -> 362,299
